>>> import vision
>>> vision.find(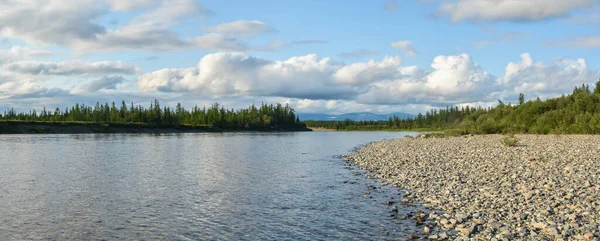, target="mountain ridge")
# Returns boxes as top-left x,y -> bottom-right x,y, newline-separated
298,112 -> 414,121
